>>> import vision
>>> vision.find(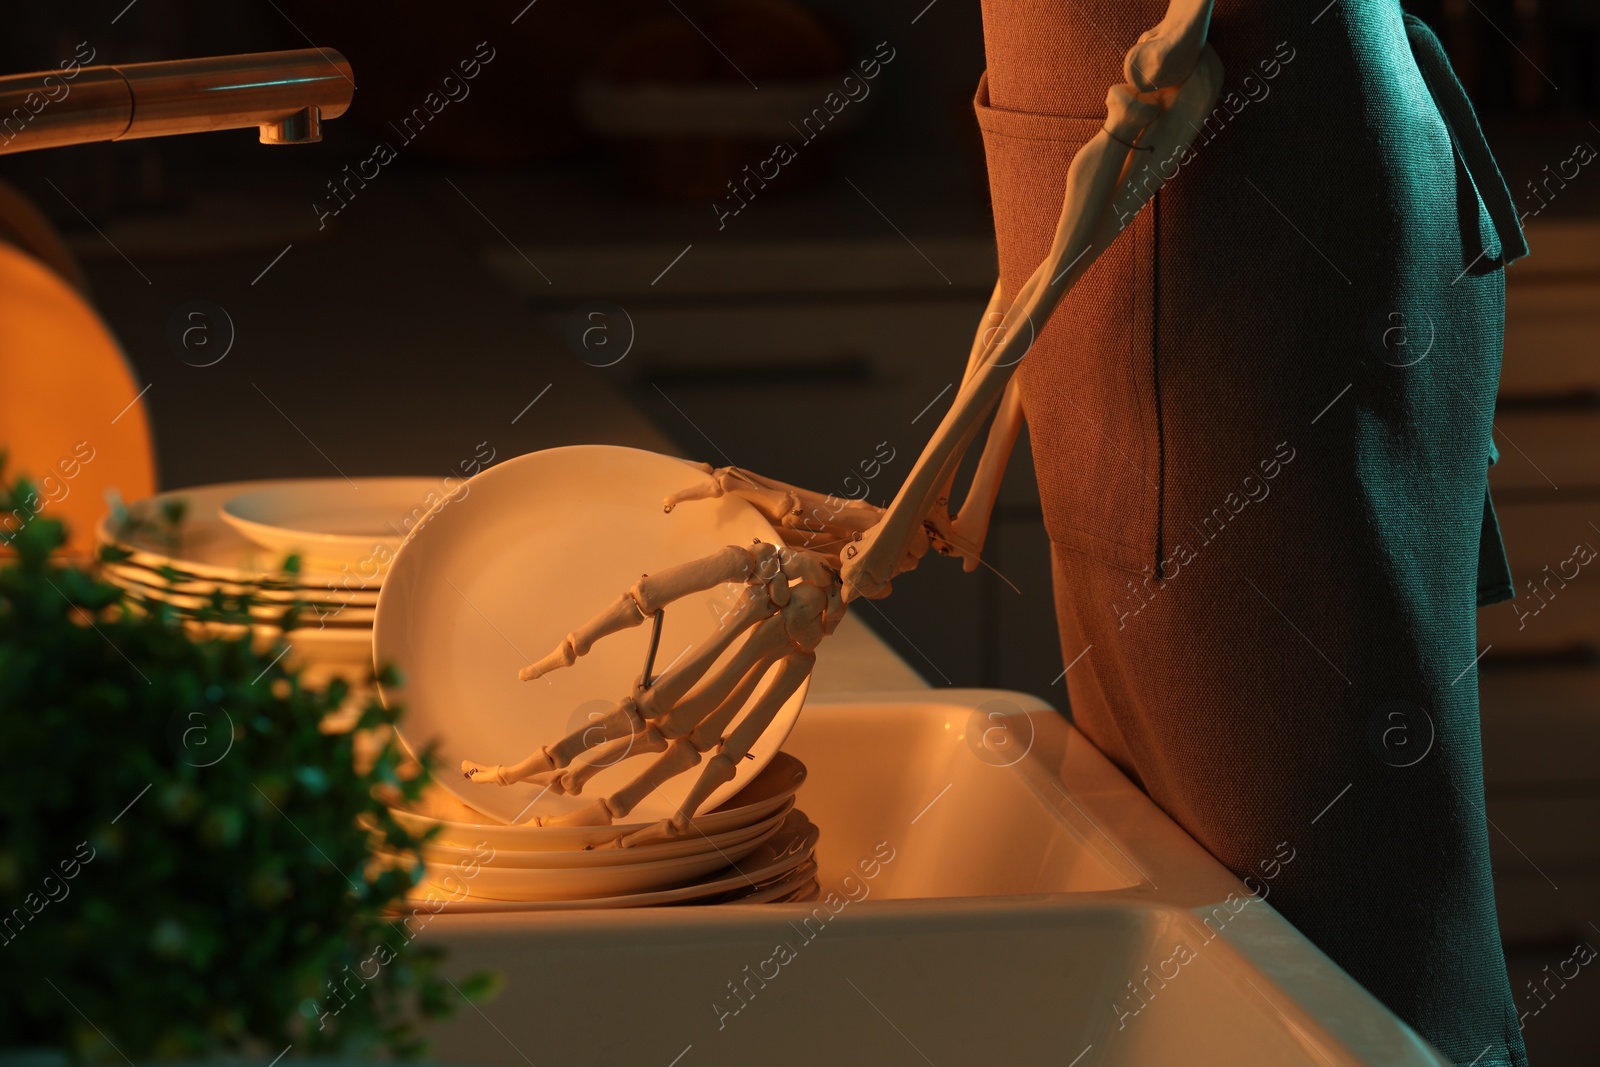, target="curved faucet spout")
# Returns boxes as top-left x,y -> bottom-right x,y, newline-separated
0,48 -> 354,155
